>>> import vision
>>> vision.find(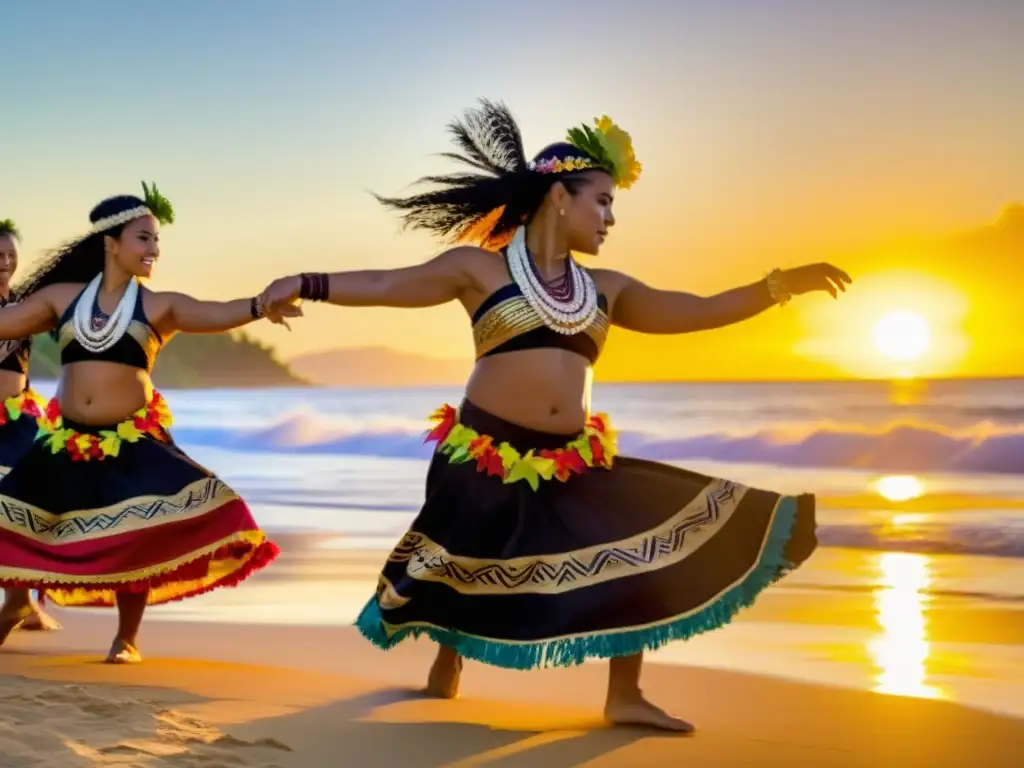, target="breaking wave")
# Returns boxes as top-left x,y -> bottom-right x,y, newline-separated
172,413 -> 1024,475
